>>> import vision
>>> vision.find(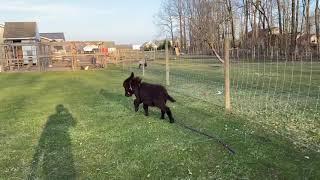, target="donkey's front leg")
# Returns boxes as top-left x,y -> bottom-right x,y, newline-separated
143,104 -> 149,116
134,99 -> 141,112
